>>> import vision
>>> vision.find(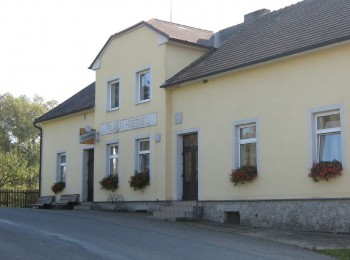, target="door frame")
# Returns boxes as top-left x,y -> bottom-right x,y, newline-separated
82,146 -> 94,202
174,128 -> 200,201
